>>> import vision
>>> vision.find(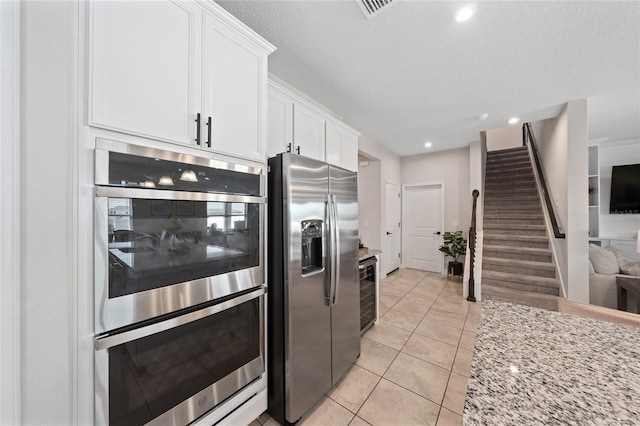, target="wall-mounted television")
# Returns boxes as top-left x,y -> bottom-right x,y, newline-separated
609,163 -> 640,214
